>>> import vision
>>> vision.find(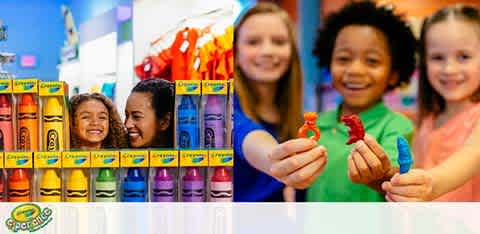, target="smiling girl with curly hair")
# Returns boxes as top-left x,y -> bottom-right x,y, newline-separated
69,93 -> 128,150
